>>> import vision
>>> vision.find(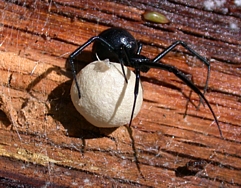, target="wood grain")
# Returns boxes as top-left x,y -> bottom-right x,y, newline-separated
0,0 -> 240,187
